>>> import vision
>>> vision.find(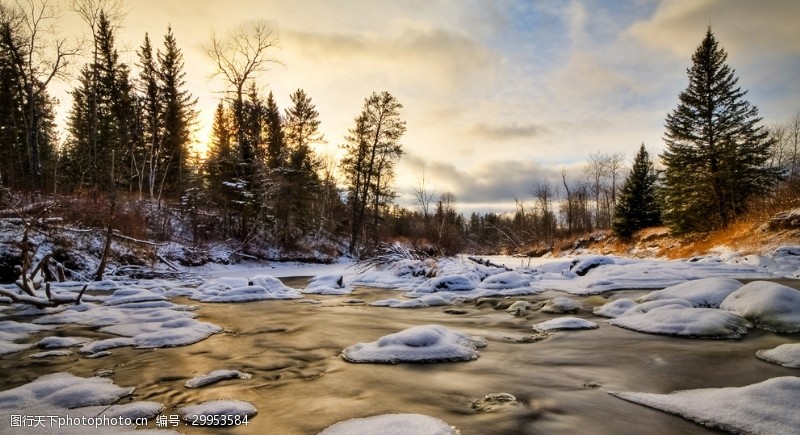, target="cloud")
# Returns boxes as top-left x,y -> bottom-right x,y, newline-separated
629,0 -> 800,59
470,122 -> 549,140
